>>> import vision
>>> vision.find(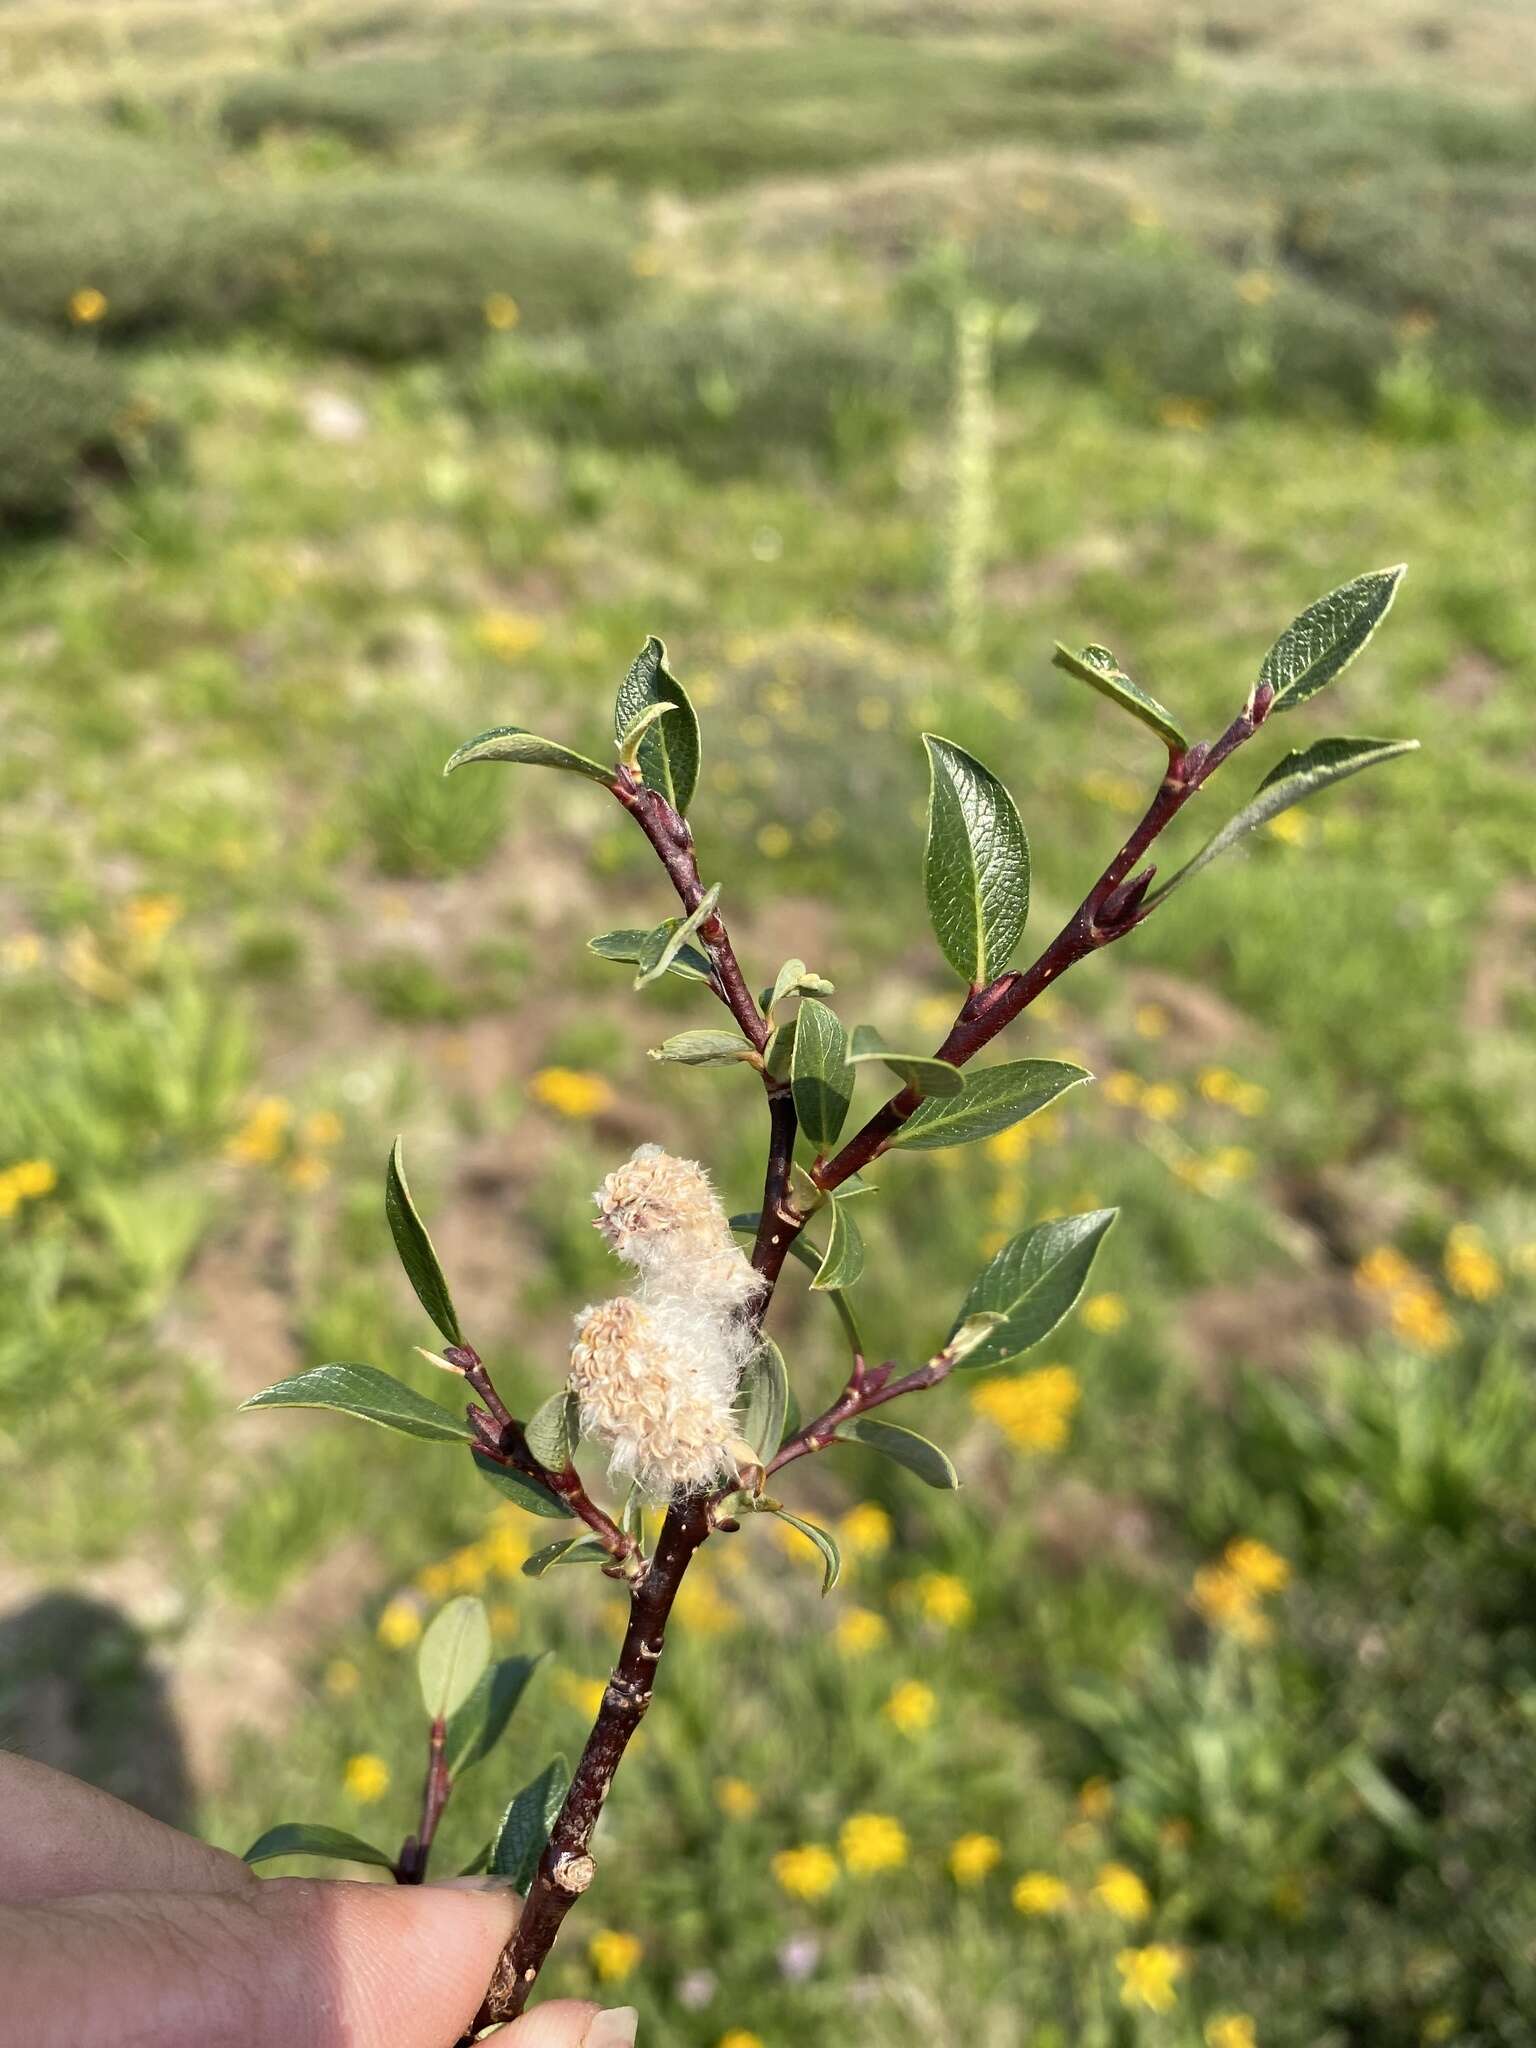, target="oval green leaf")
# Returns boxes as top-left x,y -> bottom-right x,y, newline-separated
1258,565 -> 1405,713
443,726 -> 612,782
950,1208 -> 1118,1370
1145,736 -> 1420,907
490,1756 -> 571,1889
771,1509 -> 842,1594
737,1336 -> 789,1462
386,1137 -> 463,1348
650,1029 -> 756,1067
1052,642 -> 1187,752
811,1196 -> 866,1290
922,734 -> 1030,986
242,1823 -> 395,1871
418,1595 -> 493,1720
730,1211 -> 866,1360
240,1362 -> 472,1442
891,1059 -> 1089,1151
445,1652 -> 549,1776
635,883 -> 719,989
524,1390 -> 579,1471
790,997 -> 854,1150
849,1024 -> 964,1099
588,927 -> 713,983
522,1535 -> 610,1578
614,635 -> 700,812
472,1449 -> 573,1518
835,1416 -> 958,1489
